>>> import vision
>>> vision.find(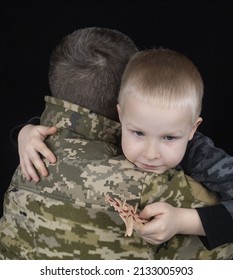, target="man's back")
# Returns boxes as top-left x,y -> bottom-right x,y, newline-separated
0,96 -> 150,259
